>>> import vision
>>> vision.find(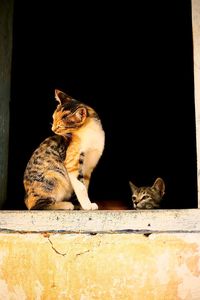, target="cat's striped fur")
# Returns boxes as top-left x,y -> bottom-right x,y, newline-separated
129,177 -> 165,209
24,89 -> 105,210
